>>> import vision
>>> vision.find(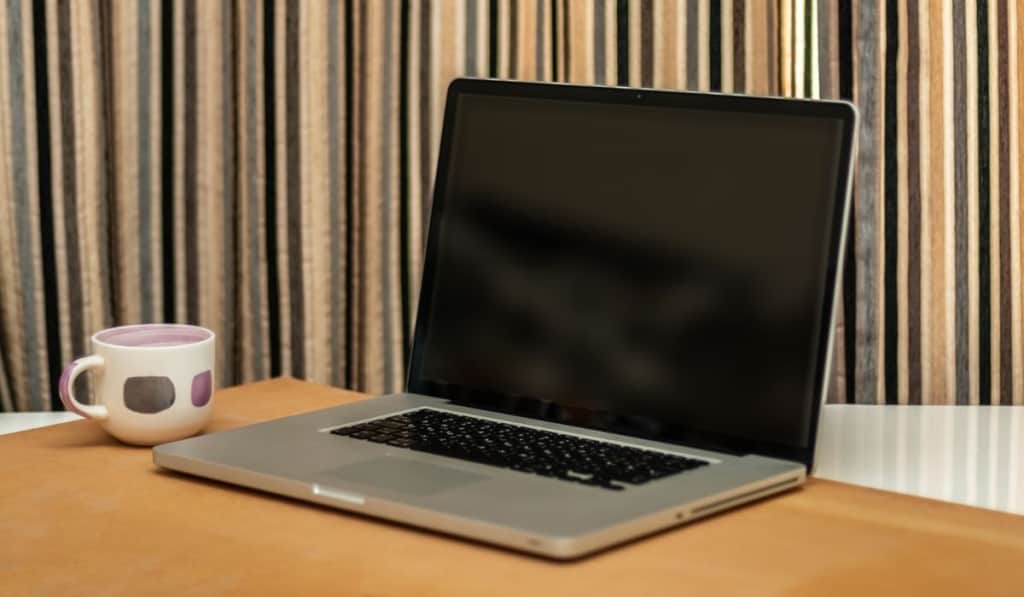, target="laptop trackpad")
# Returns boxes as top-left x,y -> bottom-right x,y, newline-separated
322,457 -> 488,497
